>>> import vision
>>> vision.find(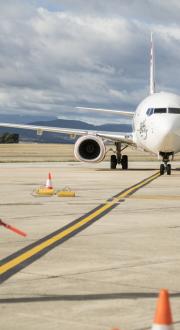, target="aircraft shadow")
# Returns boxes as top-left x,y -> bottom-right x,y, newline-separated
1,291 -> 180,304
96,168 -> 158,172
